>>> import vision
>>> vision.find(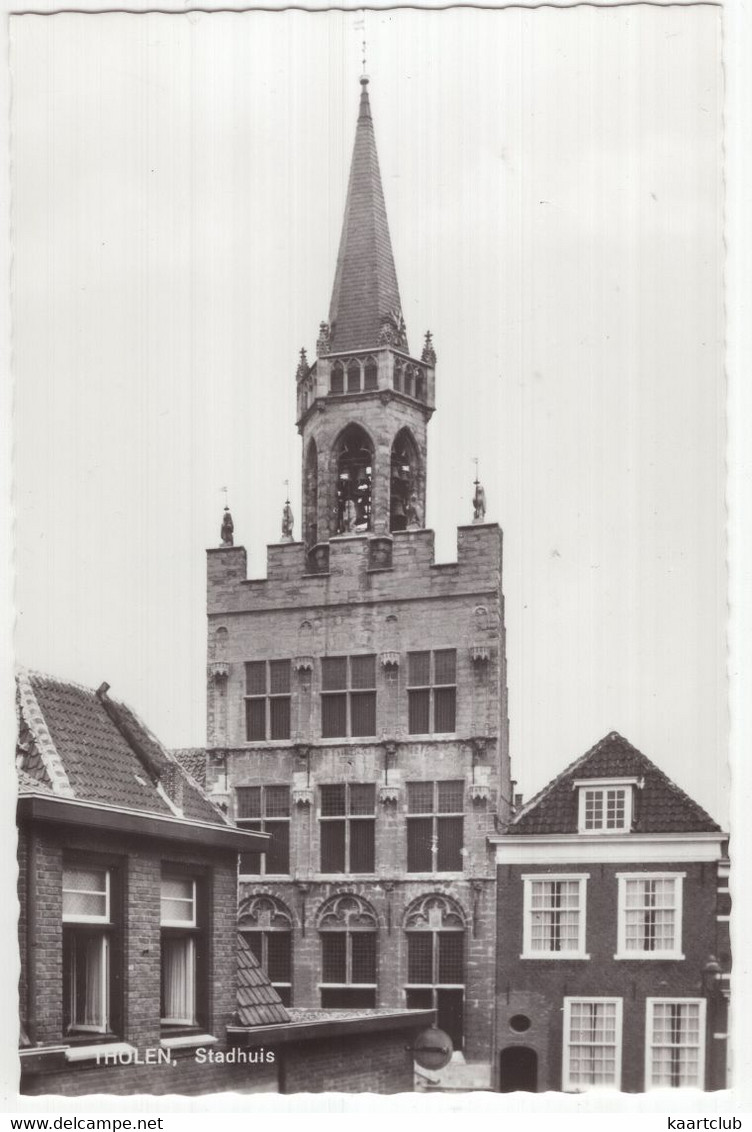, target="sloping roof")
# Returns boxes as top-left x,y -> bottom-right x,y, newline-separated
16,670 -> 229,827
327,79 -> 406,354
512,731 -> 721,835
236,935 -> 291,1027
171,748 -> 207,791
